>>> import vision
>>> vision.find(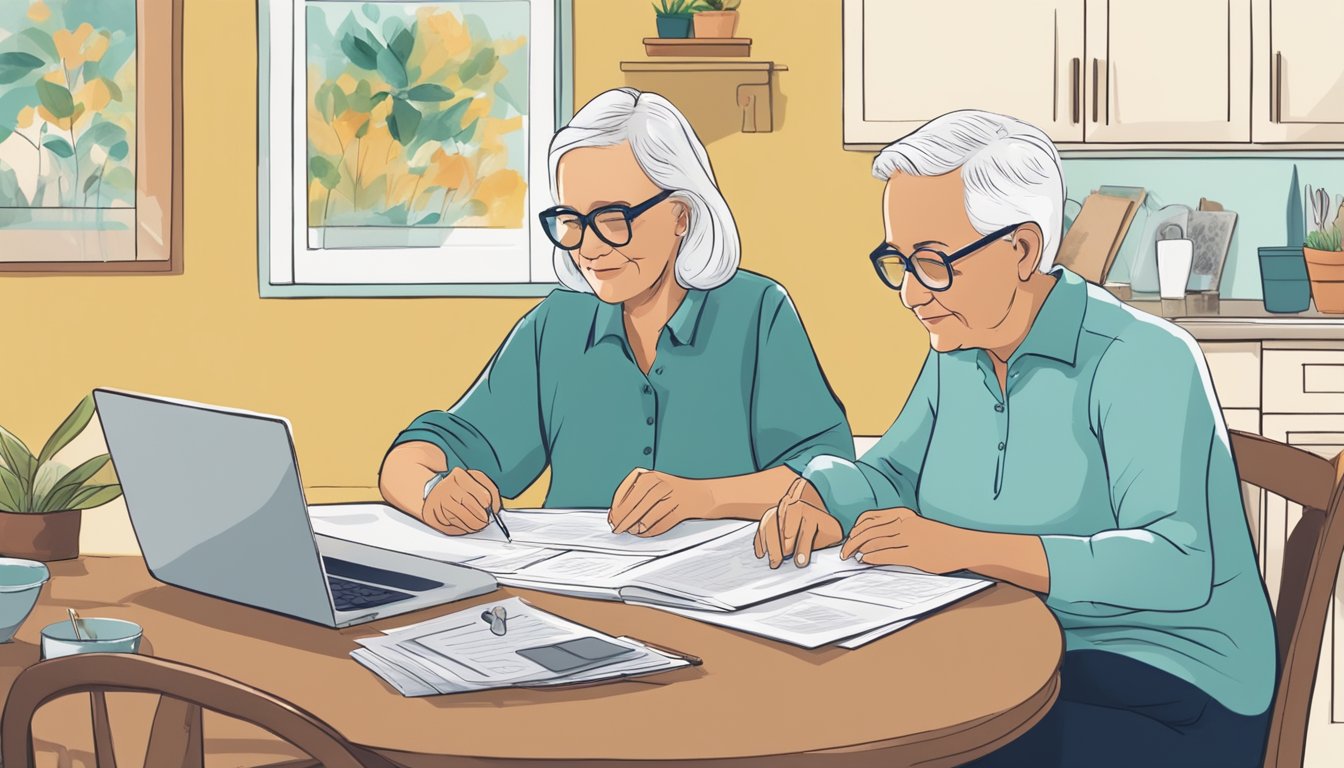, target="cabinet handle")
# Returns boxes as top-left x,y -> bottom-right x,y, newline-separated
1071,57 -> 1080,123
1274,51 -> 1283,124
1092,58 -> 1100,123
